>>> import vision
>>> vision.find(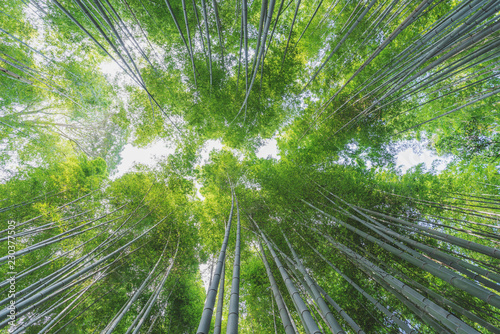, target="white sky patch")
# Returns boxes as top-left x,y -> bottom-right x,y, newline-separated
199,257 -> 215,293
194,180 -> 205,201
396,143 -> 451,174
197,139 -> 224,166
191,139 -> 224,201
112,139 -> 175,179
256,138 -> 280,160
99,60 -> 136,88
100,60 -> 122,76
